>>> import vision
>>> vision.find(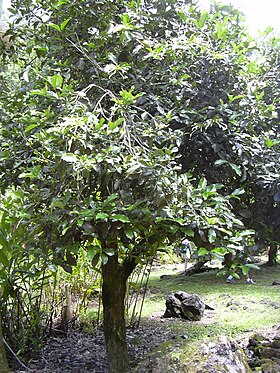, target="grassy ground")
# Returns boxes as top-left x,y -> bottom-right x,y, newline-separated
138,258 -> 280,343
